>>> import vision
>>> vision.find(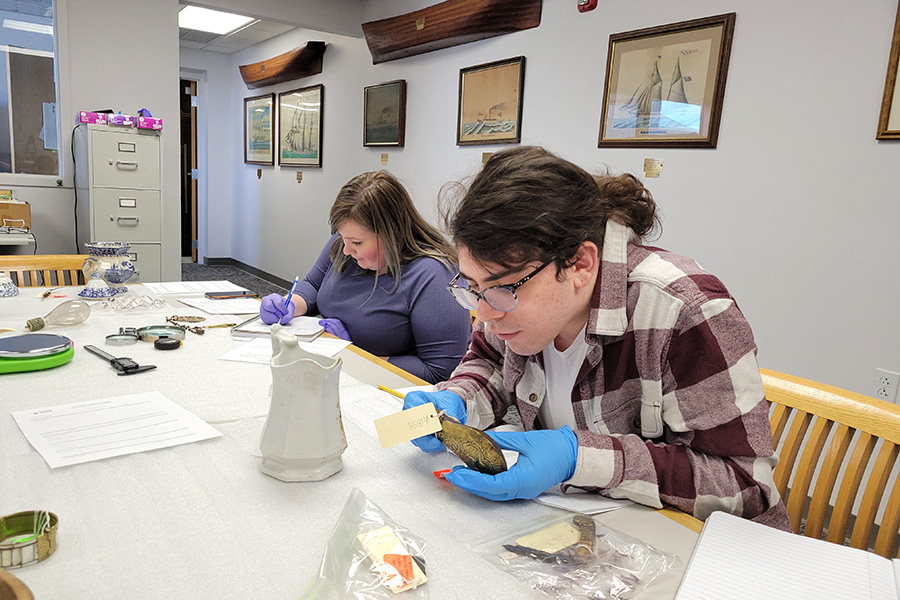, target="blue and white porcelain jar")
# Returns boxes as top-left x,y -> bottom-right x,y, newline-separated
78,271 -> 117,299
0,271 -> 18,298
81,242 -> 135,295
